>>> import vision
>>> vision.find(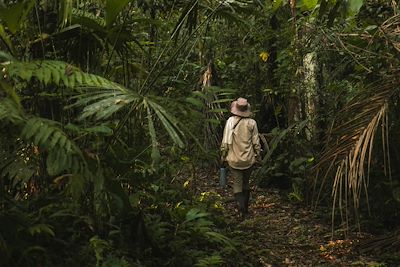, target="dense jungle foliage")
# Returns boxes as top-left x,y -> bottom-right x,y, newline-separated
1,0 -> 400,266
